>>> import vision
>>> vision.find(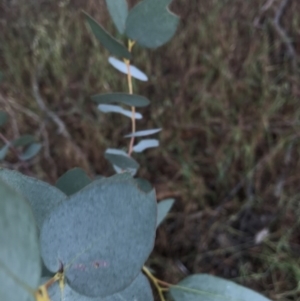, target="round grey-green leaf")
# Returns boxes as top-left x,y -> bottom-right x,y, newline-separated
124,128 -> 161,138
105,149 -> 140,170
0,144 -> 9,160
157,198 -> 175,228
0,168 -> 66,230
0,179 -> 41,301
133,139 -> 159,153
169,274 -> 272,301
105,0 -> 128,34
98,104 -> 143,119
56,168 -> 92,196
135,178 -> 152,193
91,93 -> 150,107
12,135 -> 36,147
47,273 -> 153,301
19,143 -> 42,161
84,12 -> 131,59
40,173 -> 157,298
125,0 -> 179,49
